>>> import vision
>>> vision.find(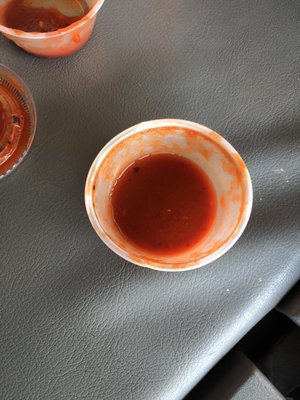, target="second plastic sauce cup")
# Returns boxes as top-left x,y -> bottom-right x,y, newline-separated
0,0 -> 105,57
